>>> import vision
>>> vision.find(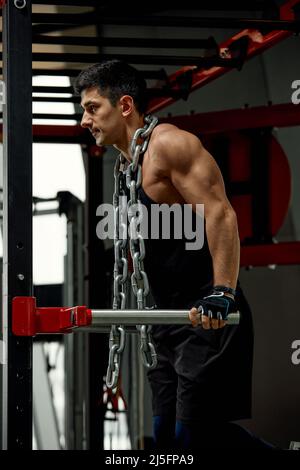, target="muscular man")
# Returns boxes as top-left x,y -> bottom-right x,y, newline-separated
75,60 -> 272,449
